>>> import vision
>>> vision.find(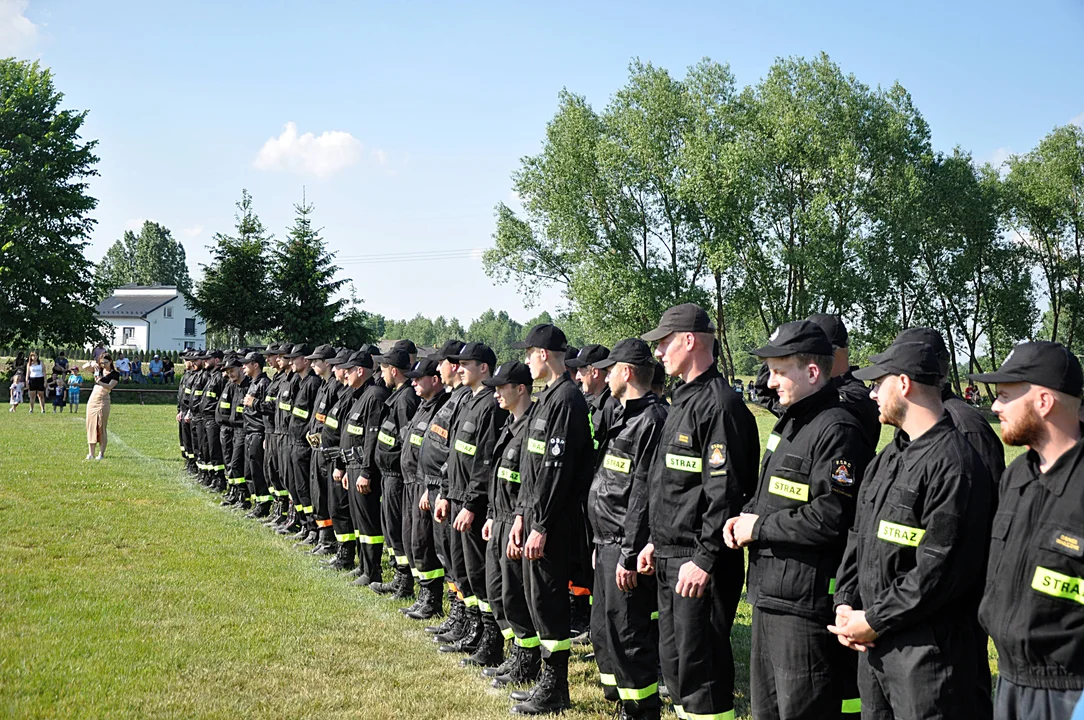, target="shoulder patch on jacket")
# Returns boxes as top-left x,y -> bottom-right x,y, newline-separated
831,459 -> 854,487
708,443 -> 726,468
